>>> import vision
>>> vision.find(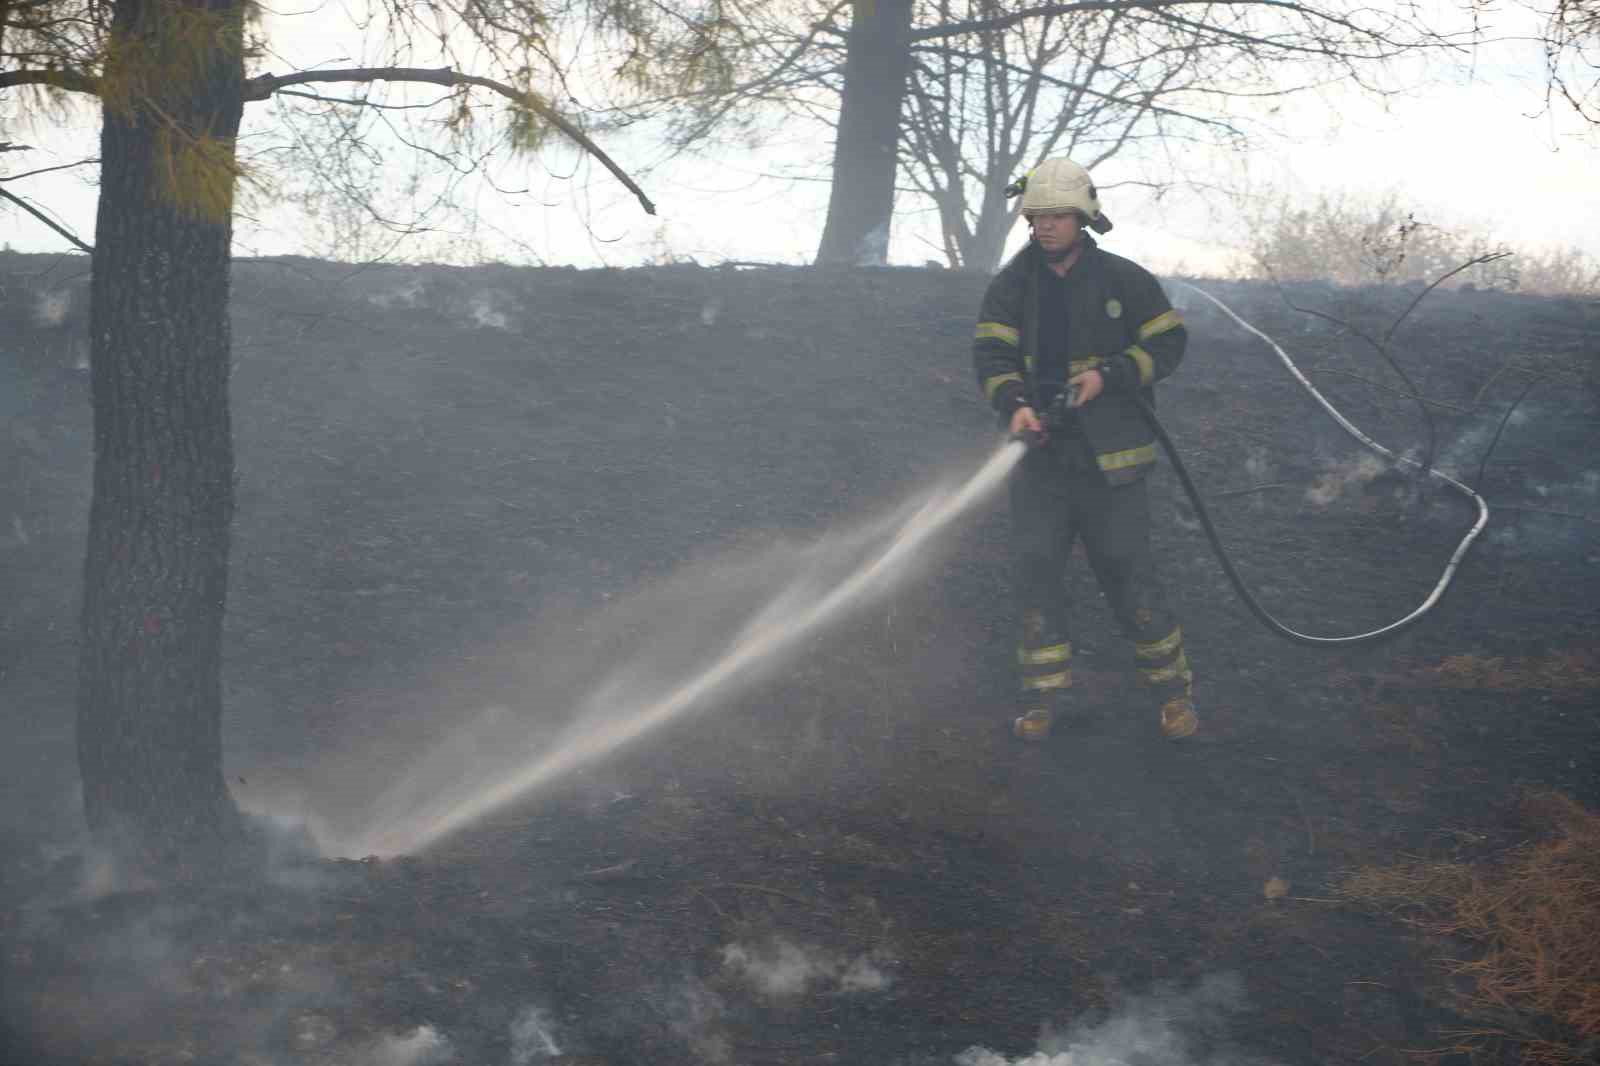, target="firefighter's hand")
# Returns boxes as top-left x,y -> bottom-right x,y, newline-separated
1010,405 -> 1043,441
1067,369 -> 1103,407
